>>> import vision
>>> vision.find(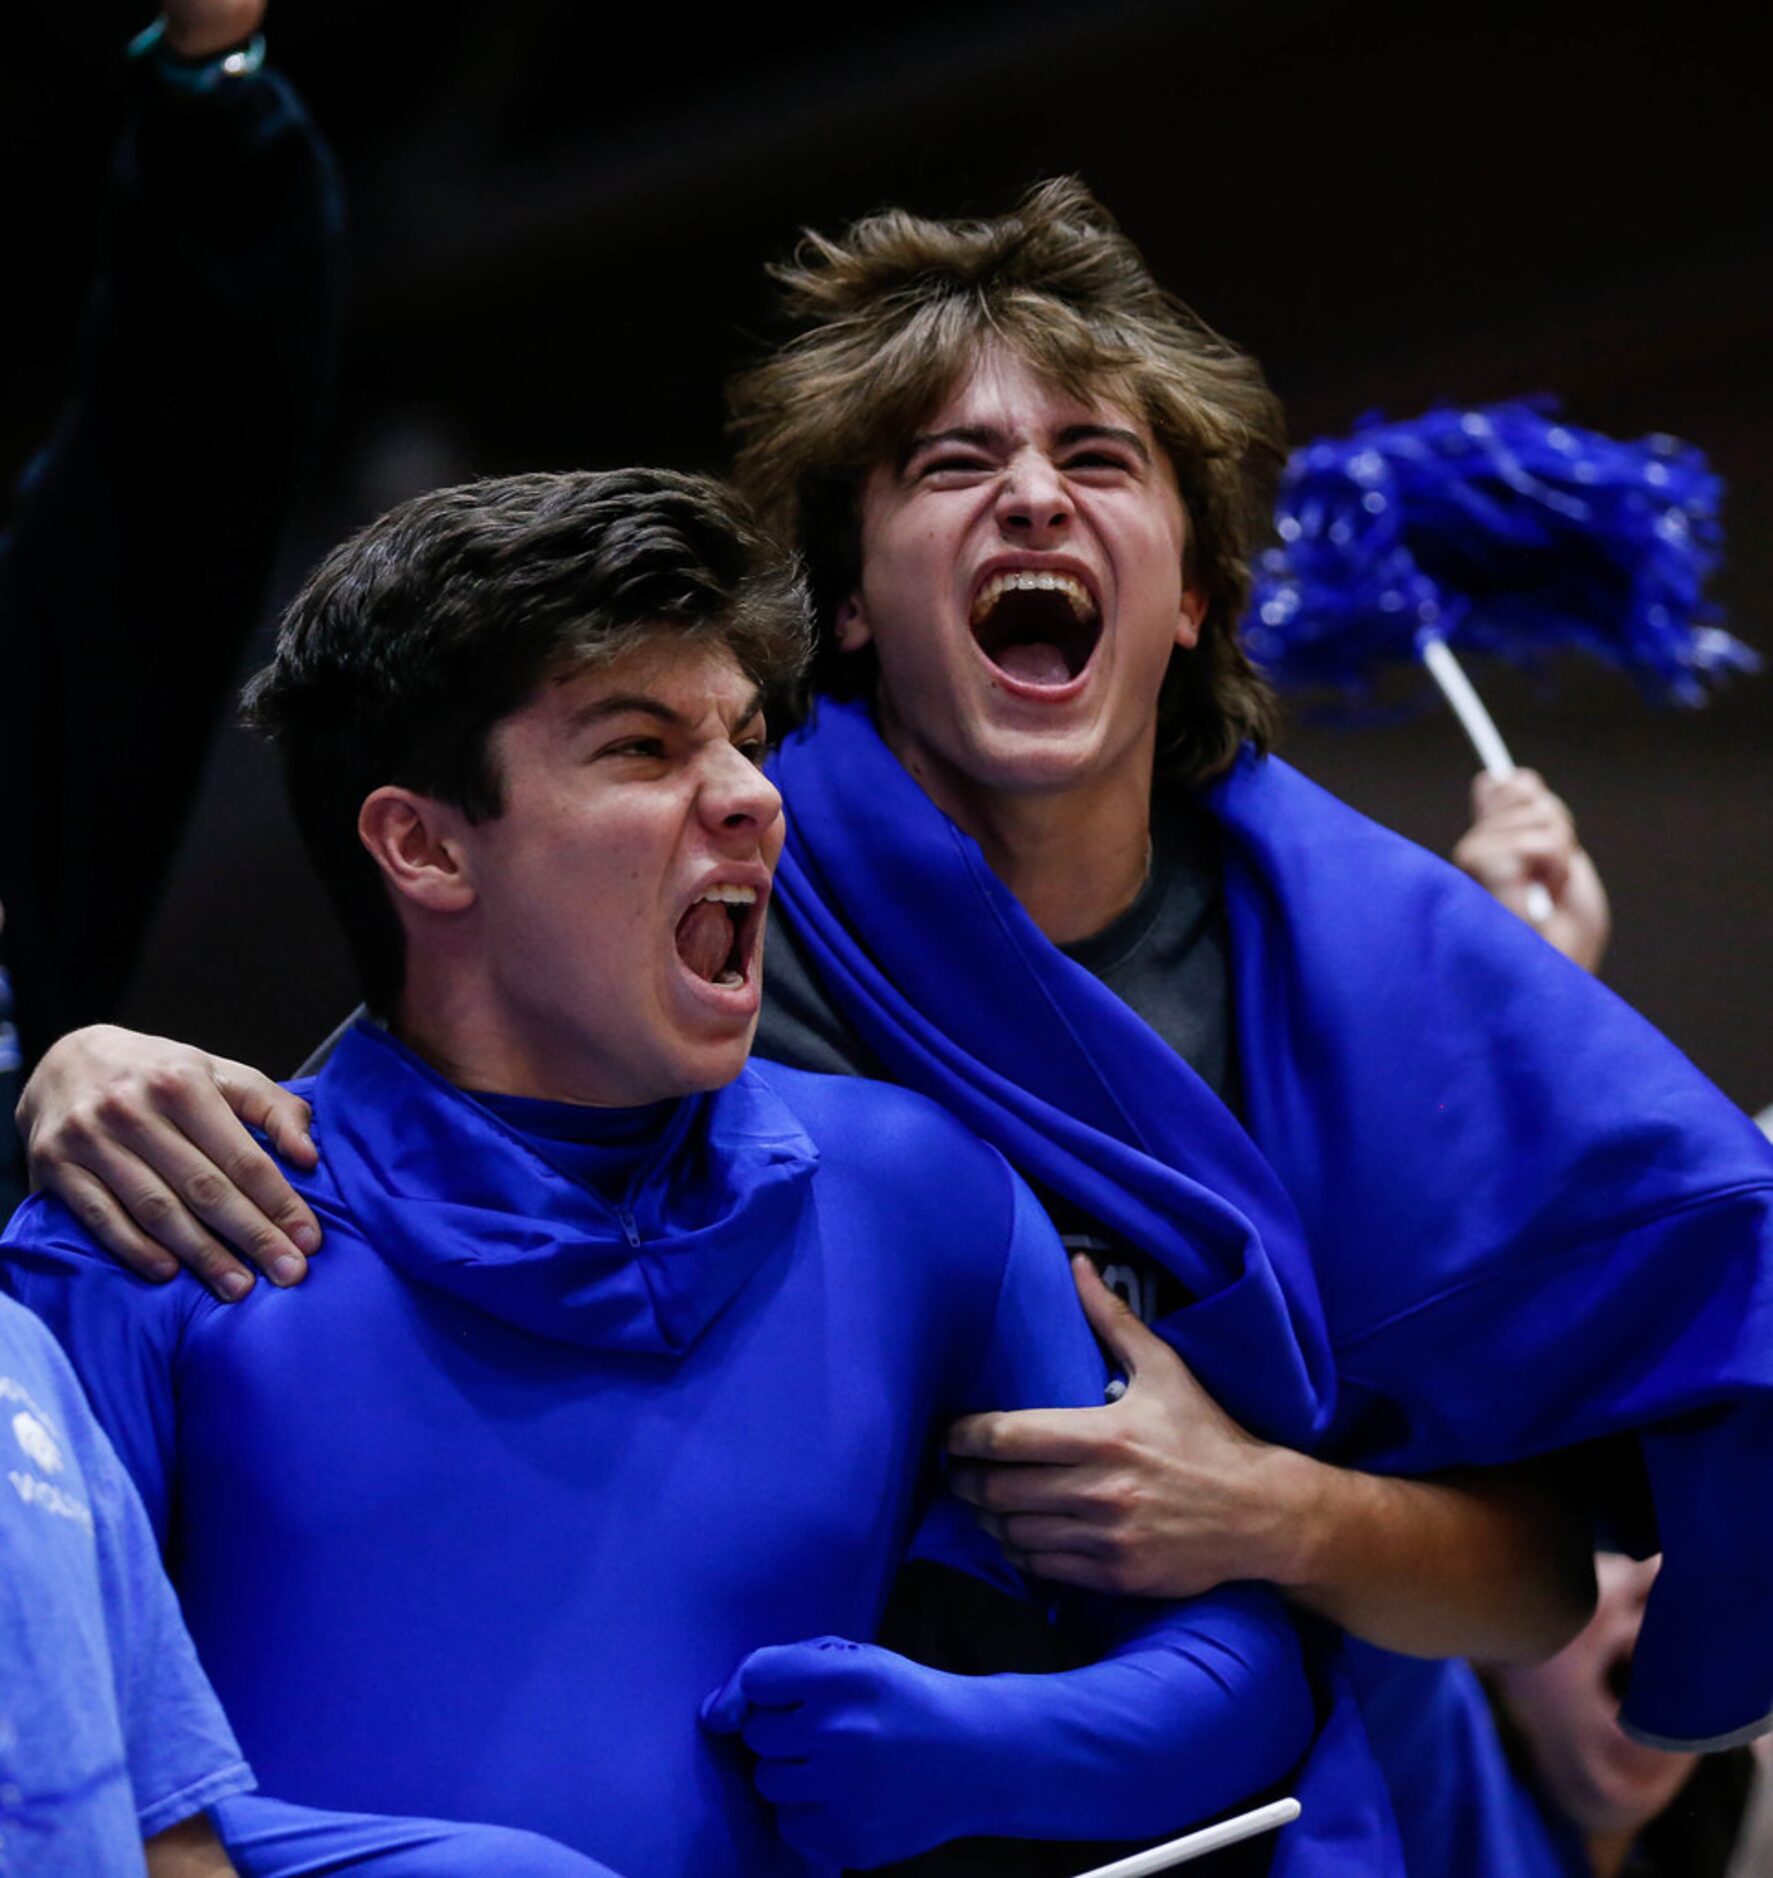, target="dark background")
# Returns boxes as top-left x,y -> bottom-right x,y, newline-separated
6,0 -> 1770,1108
